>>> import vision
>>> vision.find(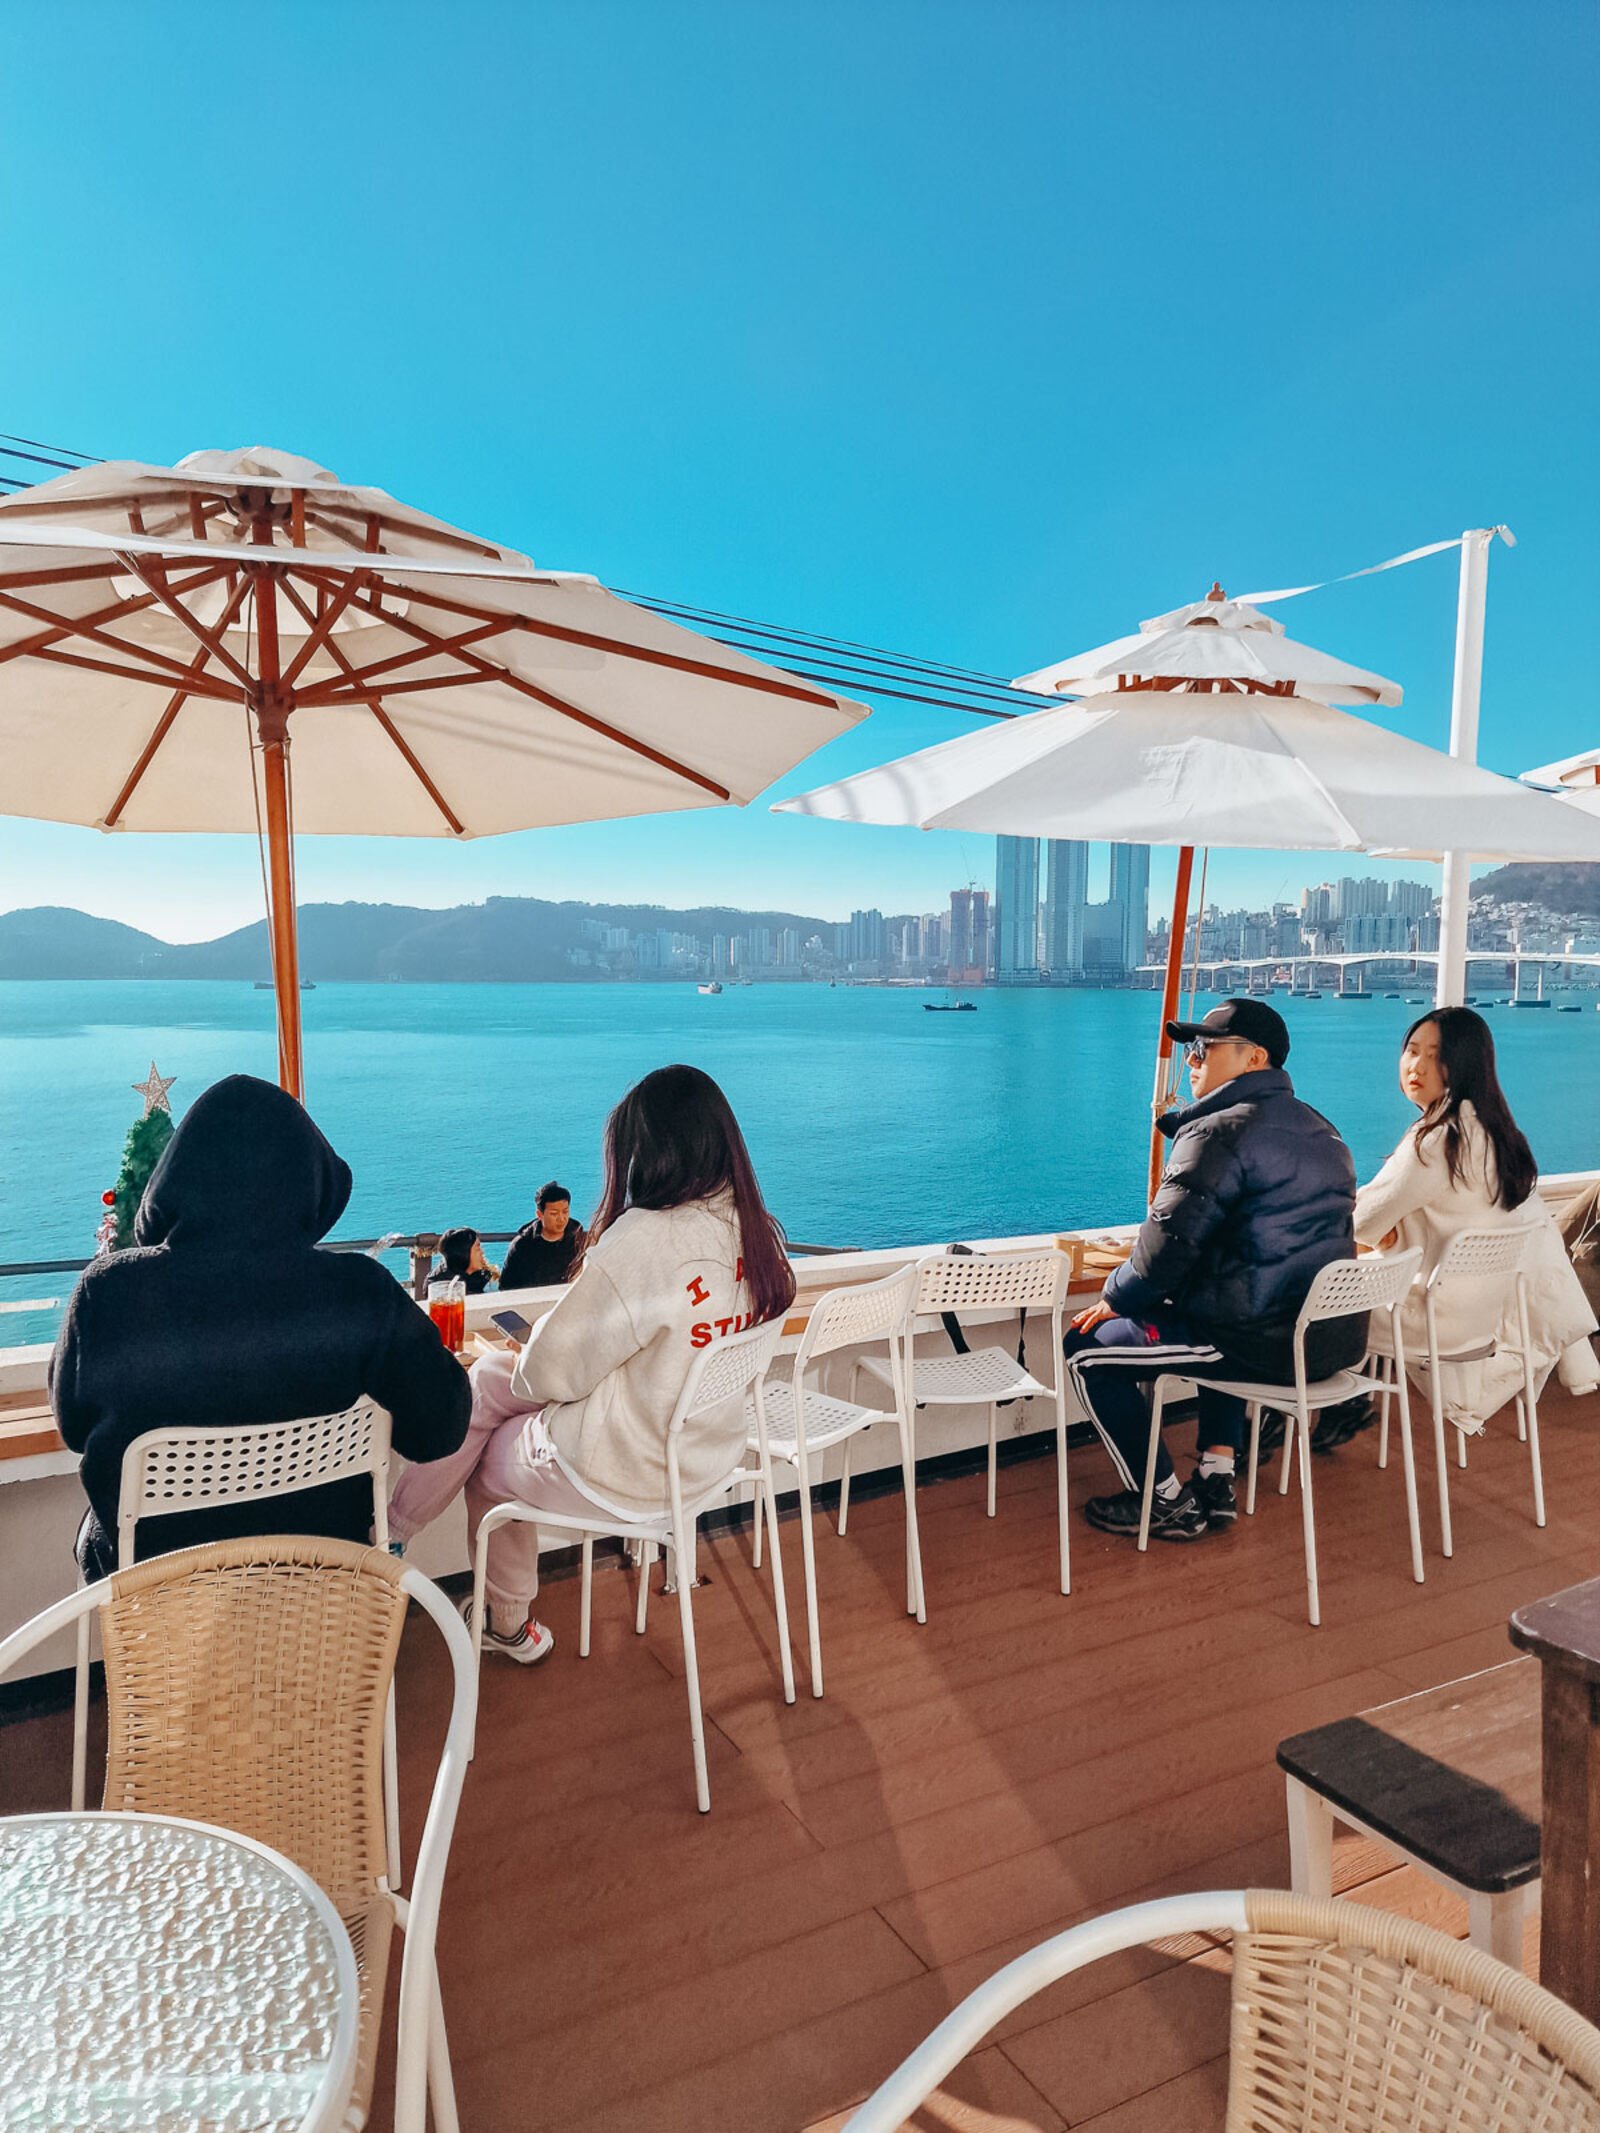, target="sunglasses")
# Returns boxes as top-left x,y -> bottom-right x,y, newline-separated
1184,1035 -> 1246,1063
